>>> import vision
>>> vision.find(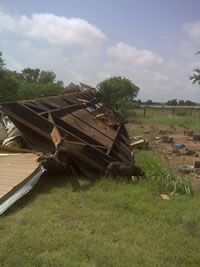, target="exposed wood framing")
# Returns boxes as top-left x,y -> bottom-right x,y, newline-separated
1,85 -> 132,177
